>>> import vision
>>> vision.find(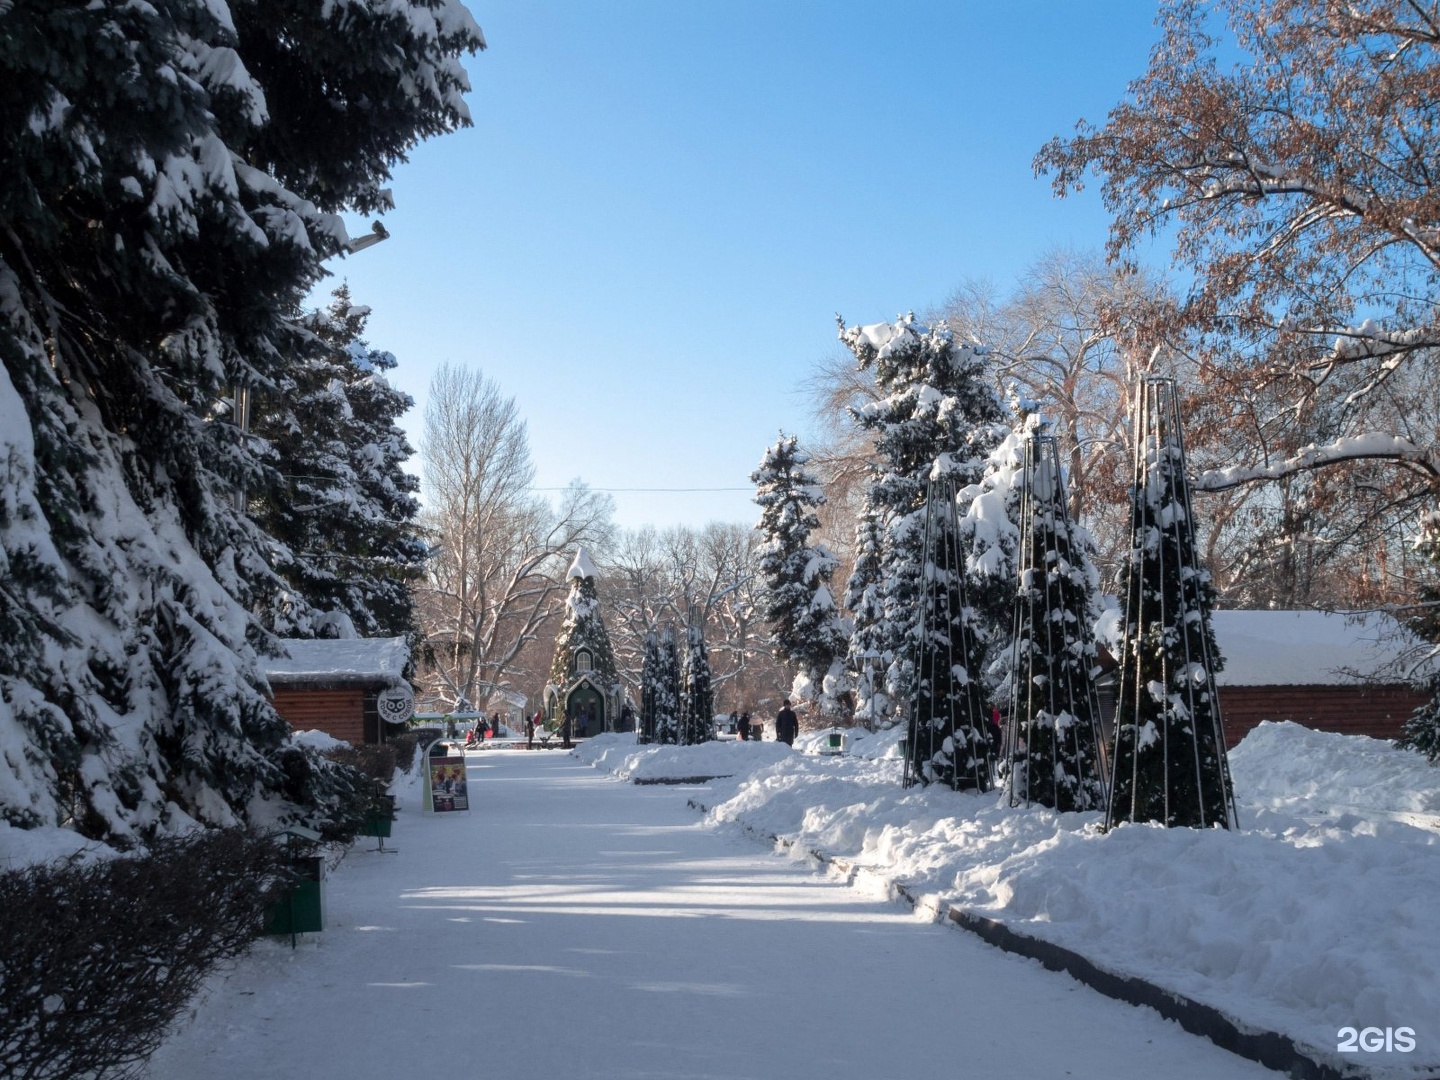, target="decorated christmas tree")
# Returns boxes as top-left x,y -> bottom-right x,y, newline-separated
1007,433 -> 1107,812
1108,379 -> 1237,830
752,434 -> 849,720
638,631 -> 660,745
652,628 -> 682,746
679,625 -> 715,746
906,472 -> 993,790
